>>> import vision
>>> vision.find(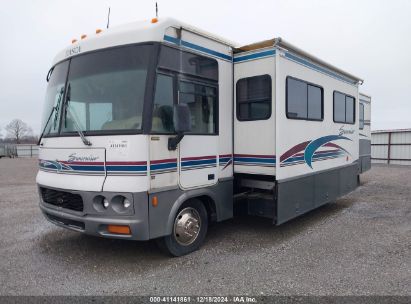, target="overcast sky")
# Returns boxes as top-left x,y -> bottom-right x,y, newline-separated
0,0 -> 410,136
